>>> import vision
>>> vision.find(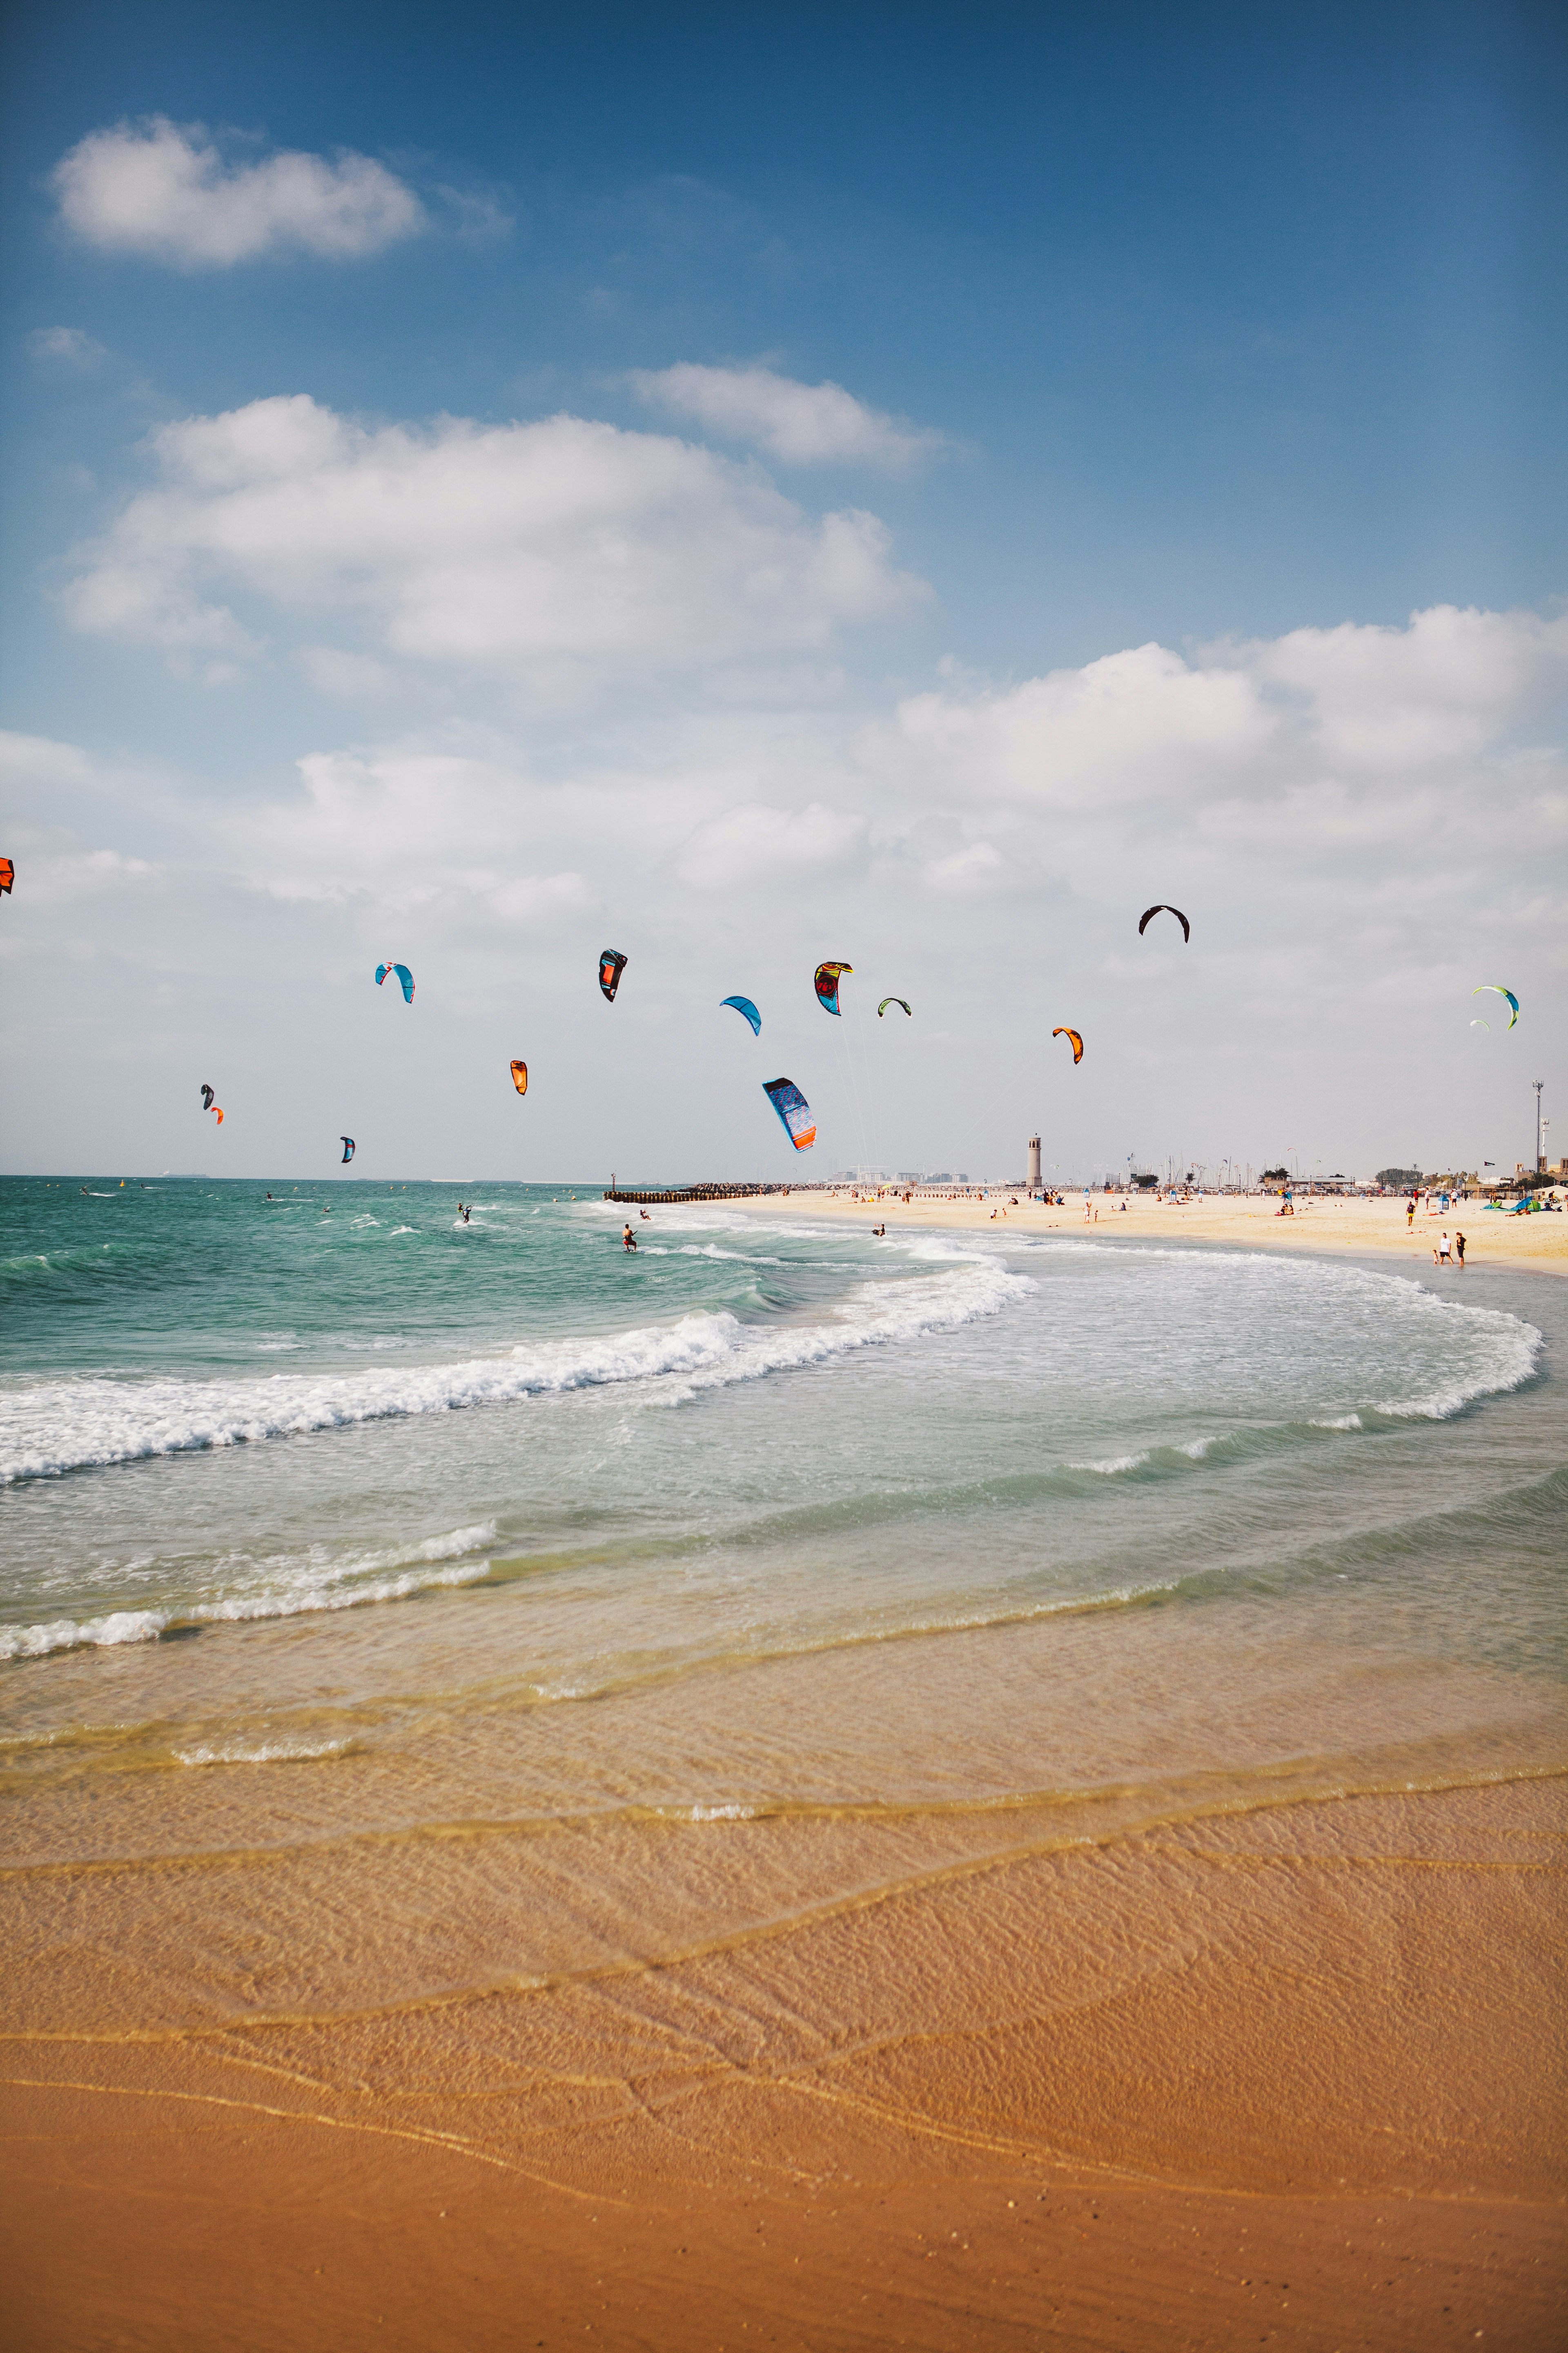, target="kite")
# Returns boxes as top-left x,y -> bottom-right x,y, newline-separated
1052,1027 -> 1084,1065
200,1084 -> 215,1110
375,962 -> 415,1004
877,997 -> 912,1019
721,995 -> 762,1035
763,1077 -> 817,1150
510,1059 -> 529,1096
1472,985 -> 1519,1028
599,950 -> 627,1002
1471,1020 -> 1490,1030
341,1137 -> 356,1163
0,858 -> 13,895
1138,905 -> 1191,943
213,1108 -> 225,1126
814,961 -> 853,1015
